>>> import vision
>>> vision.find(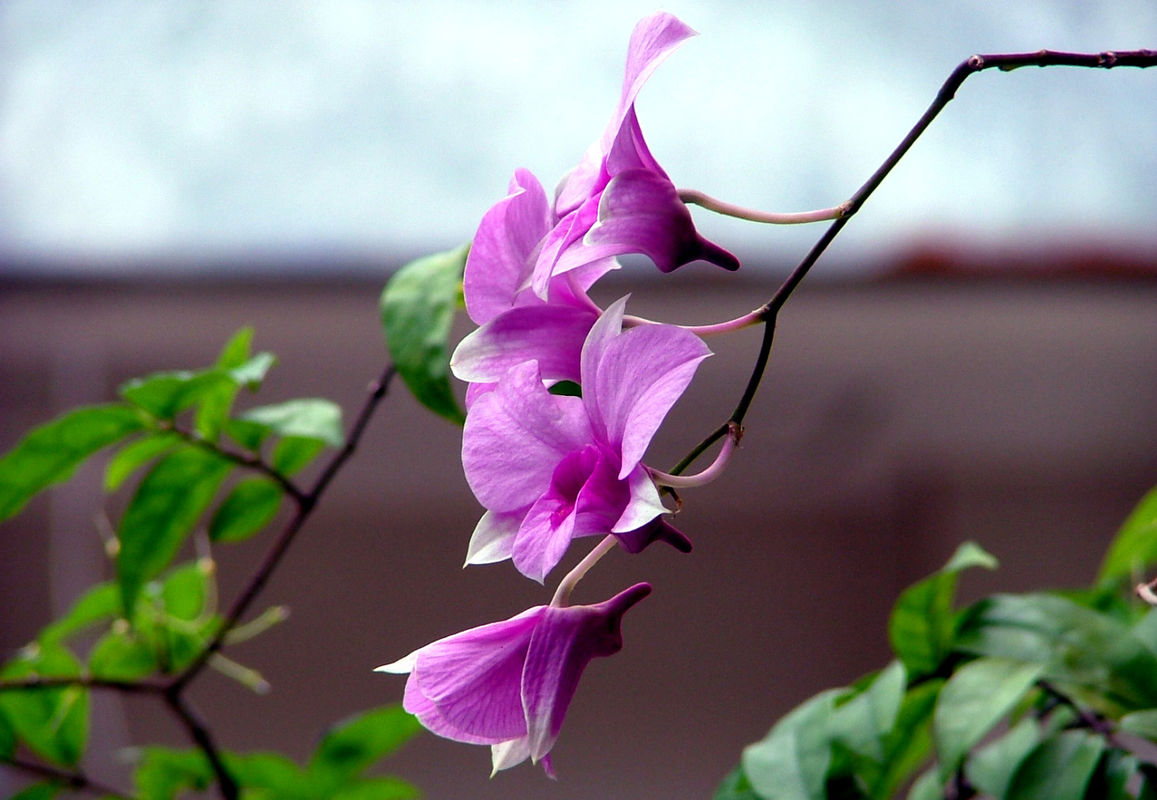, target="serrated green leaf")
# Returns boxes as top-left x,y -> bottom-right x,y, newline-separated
330,776 -> 420,800
10,783 -> 63,800
829,661 -> 906,764
965,717 -> 1040,798
0,404 -> 146,522
742,689 -> 842,800
271,436 -> 324,476
933,657 -> 1043,780
88,629 -> 158,680
39,582 -> 121,645
888,542 -> 998,677
955,593 -> 1157,713
117,446 -> 232,616
105,432 -> 182,492
133,747 -> 213,800
209,478 -> 283,543
1099,487 -> 1157,586
713,766 -> 764,800
0,645 -> 88,766
240,400 -> 343,448
380,244 -> 468,425
309,706 -> 422,789
1005,730 -> 1104,800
